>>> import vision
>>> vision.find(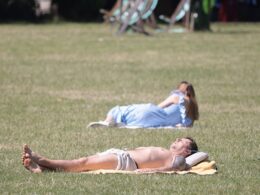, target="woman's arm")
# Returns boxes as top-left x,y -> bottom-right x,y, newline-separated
158,95 -> 179,108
